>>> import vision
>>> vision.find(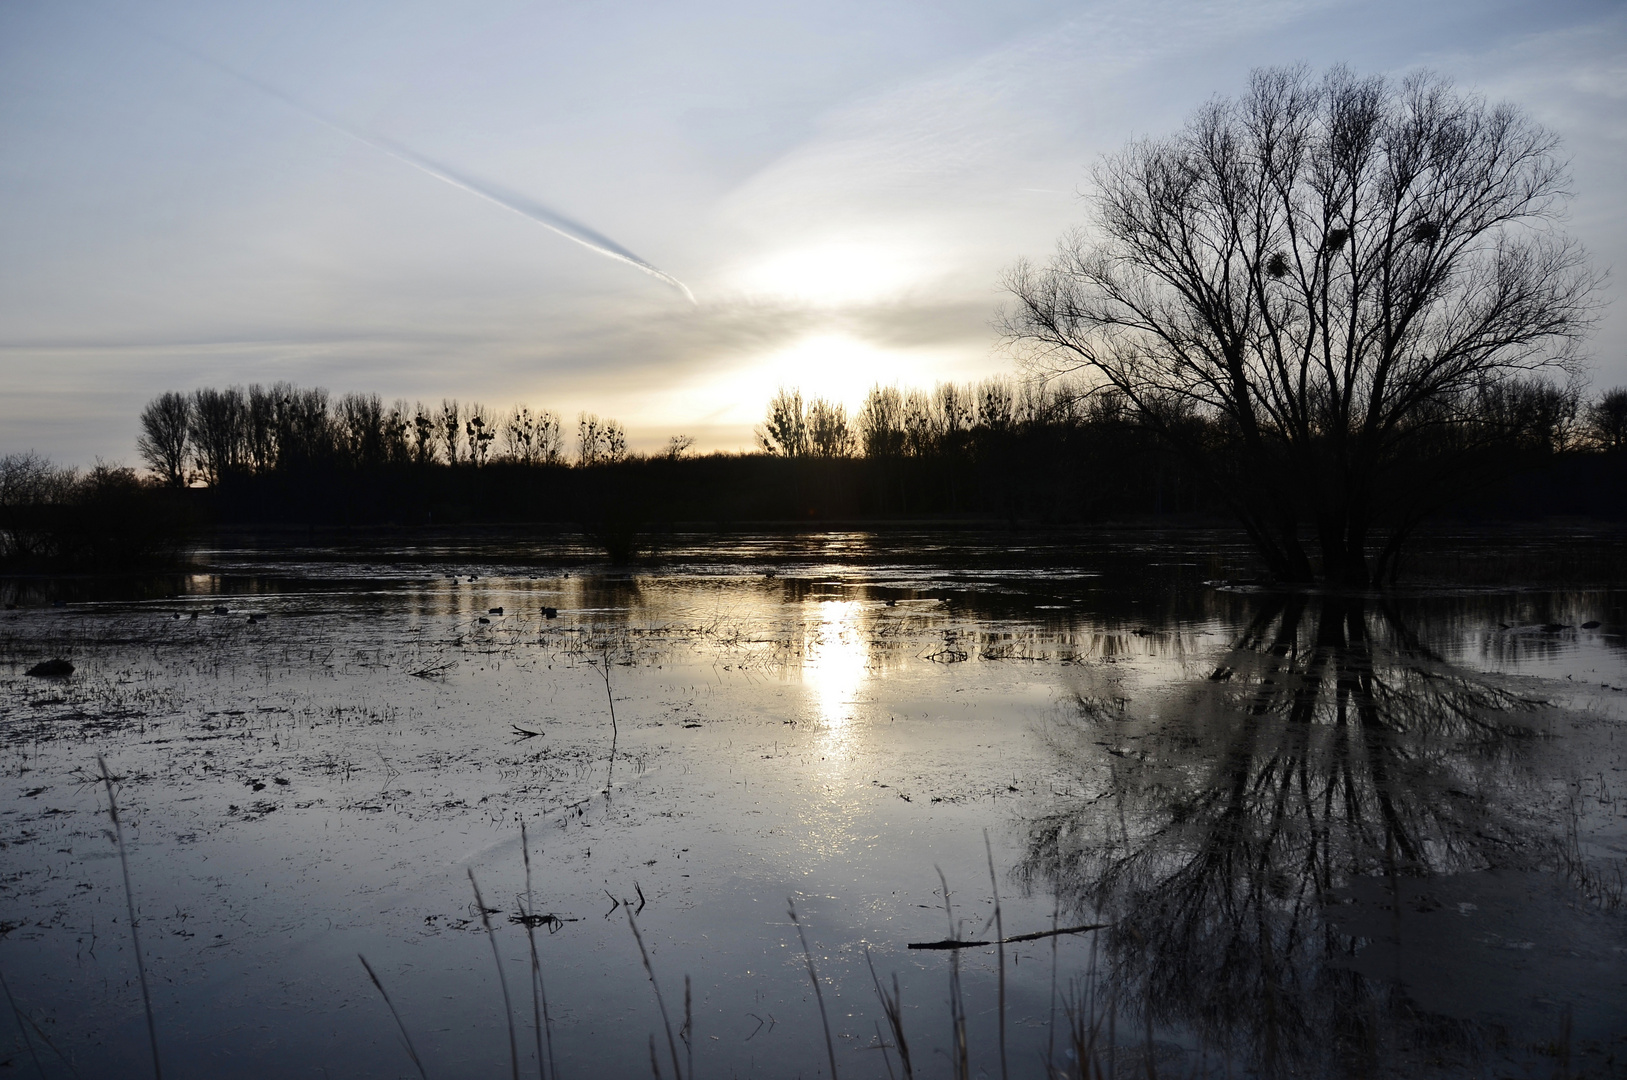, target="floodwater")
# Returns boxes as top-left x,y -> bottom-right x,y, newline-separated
1,530 -> 1623,1079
